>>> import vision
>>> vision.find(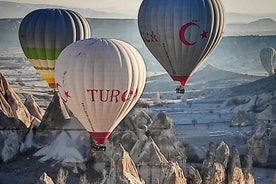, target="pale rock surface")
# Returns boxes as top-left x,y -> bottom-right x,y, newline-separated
0,73 -> 31,161
0,72 -> 32,127
231,110 -> 253,126
257,93 -> 276,121
200,141 -> 229,183
24,94 -> 45,121
104,144 -> 145,184
37,172 -> 54,184
186,166 -> 202,184
148,112 -> 187,166
110,110 -> 151,151
241,153 -> 255,184
200,142 -> 254,184
227,146 -> 245,184
248,120 -> 270,164
129,137 -> 186,184
33,102 -> 188,183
